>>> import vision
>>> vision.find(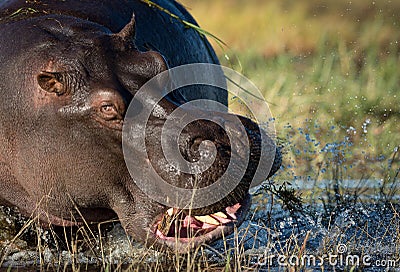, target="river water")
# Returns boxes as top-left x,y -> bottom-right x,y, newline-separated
0,180 -> 399,271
